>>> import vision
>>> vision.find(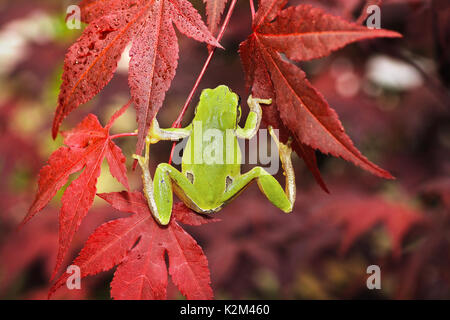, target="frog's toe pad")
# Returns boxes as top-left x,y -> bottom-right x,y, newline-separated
155,213 -> 170,226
